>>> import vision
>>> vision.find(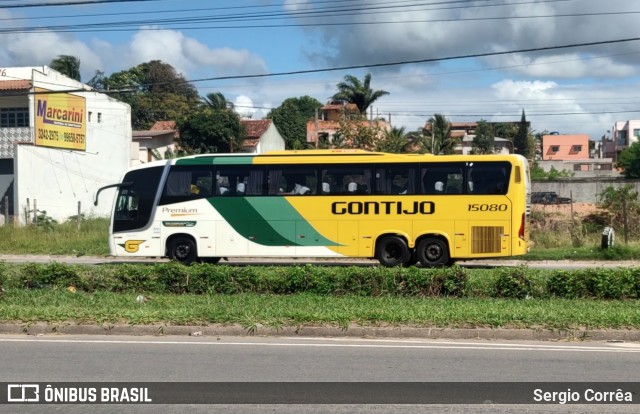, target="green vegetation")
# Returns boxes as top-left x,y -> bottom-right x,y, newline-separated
0,263 -> 639,329
0,218 -> 109,256
1,291 -> 637,330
